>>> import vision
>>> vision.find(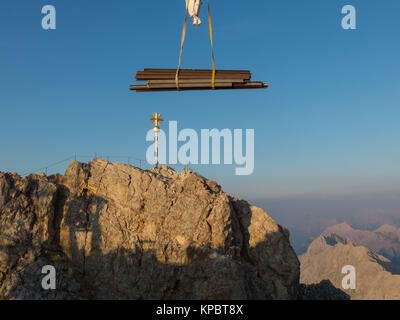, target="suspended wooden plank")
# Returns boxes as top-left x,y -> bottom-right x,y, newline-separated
136,74 -> 251,81
147,82 -> 234,89
148,79 -> 243,84
136,69 -> 251,81
143,68 -> 250,73
130,82 -> 268,92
